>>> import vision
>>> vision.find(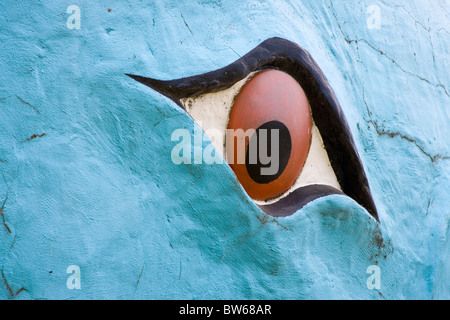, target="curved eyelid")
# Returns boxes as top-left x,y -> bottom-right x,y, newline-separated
127,37 -> 379,220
